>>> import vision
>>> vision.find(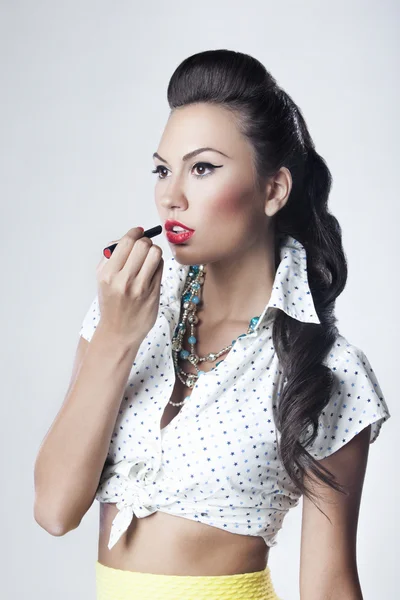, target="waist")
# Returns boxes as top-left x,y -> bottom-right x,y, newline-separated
95,560 -> 281,600
98,504 -> 269,576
